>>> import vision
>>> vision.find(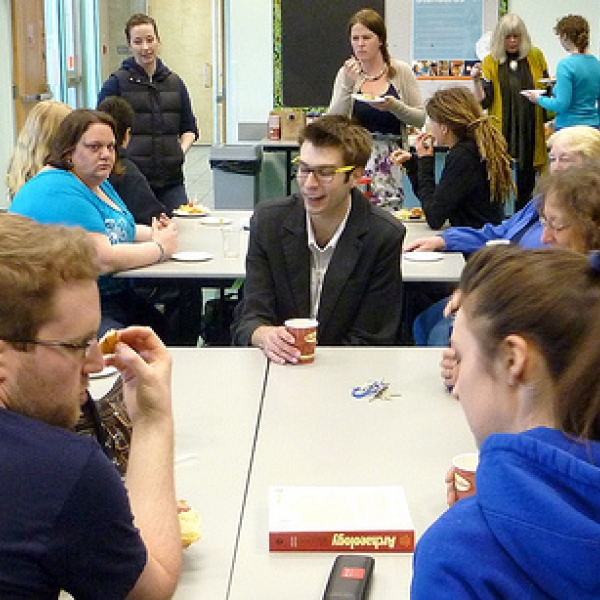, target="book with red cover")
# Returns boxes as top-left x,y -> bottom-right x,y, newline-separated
268,485 -> 414,553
